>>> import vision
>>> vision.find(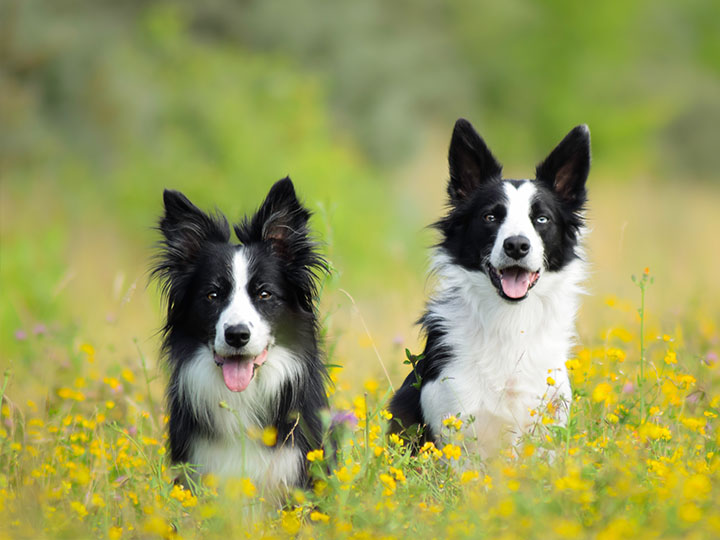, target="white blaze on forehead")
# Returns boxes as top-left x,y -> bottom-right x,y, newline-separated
214,249 -> 271,356
489,181 -> 545,271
